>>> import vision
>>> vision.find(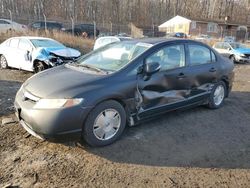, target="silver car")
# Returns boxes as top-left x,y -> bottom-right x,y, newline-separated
213,42 -> 250,63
